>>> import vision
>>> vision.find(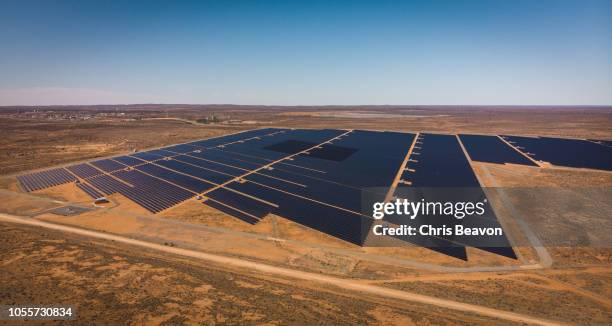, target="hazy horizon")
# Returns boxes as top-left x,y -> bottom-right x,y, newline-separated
1,0 -> 611,106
